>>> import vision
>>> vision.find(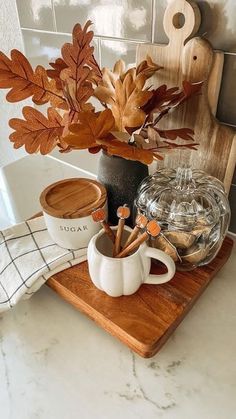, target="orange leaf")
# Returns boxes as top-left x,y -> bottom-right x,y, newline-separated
112,73 -> 152,131
155,128 -> 195,141
9,106 -> 64,154
61,21 -> 101,111
47,58 -> 67,89
93,67 -> 117,105
89,146 -> 102,154
0,50 -> 66,108
97,139 -> 154,165
64,109 -> 115,149
182,80 -> 203,98
135,55 -> 163,83
94,55 -> 161,109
